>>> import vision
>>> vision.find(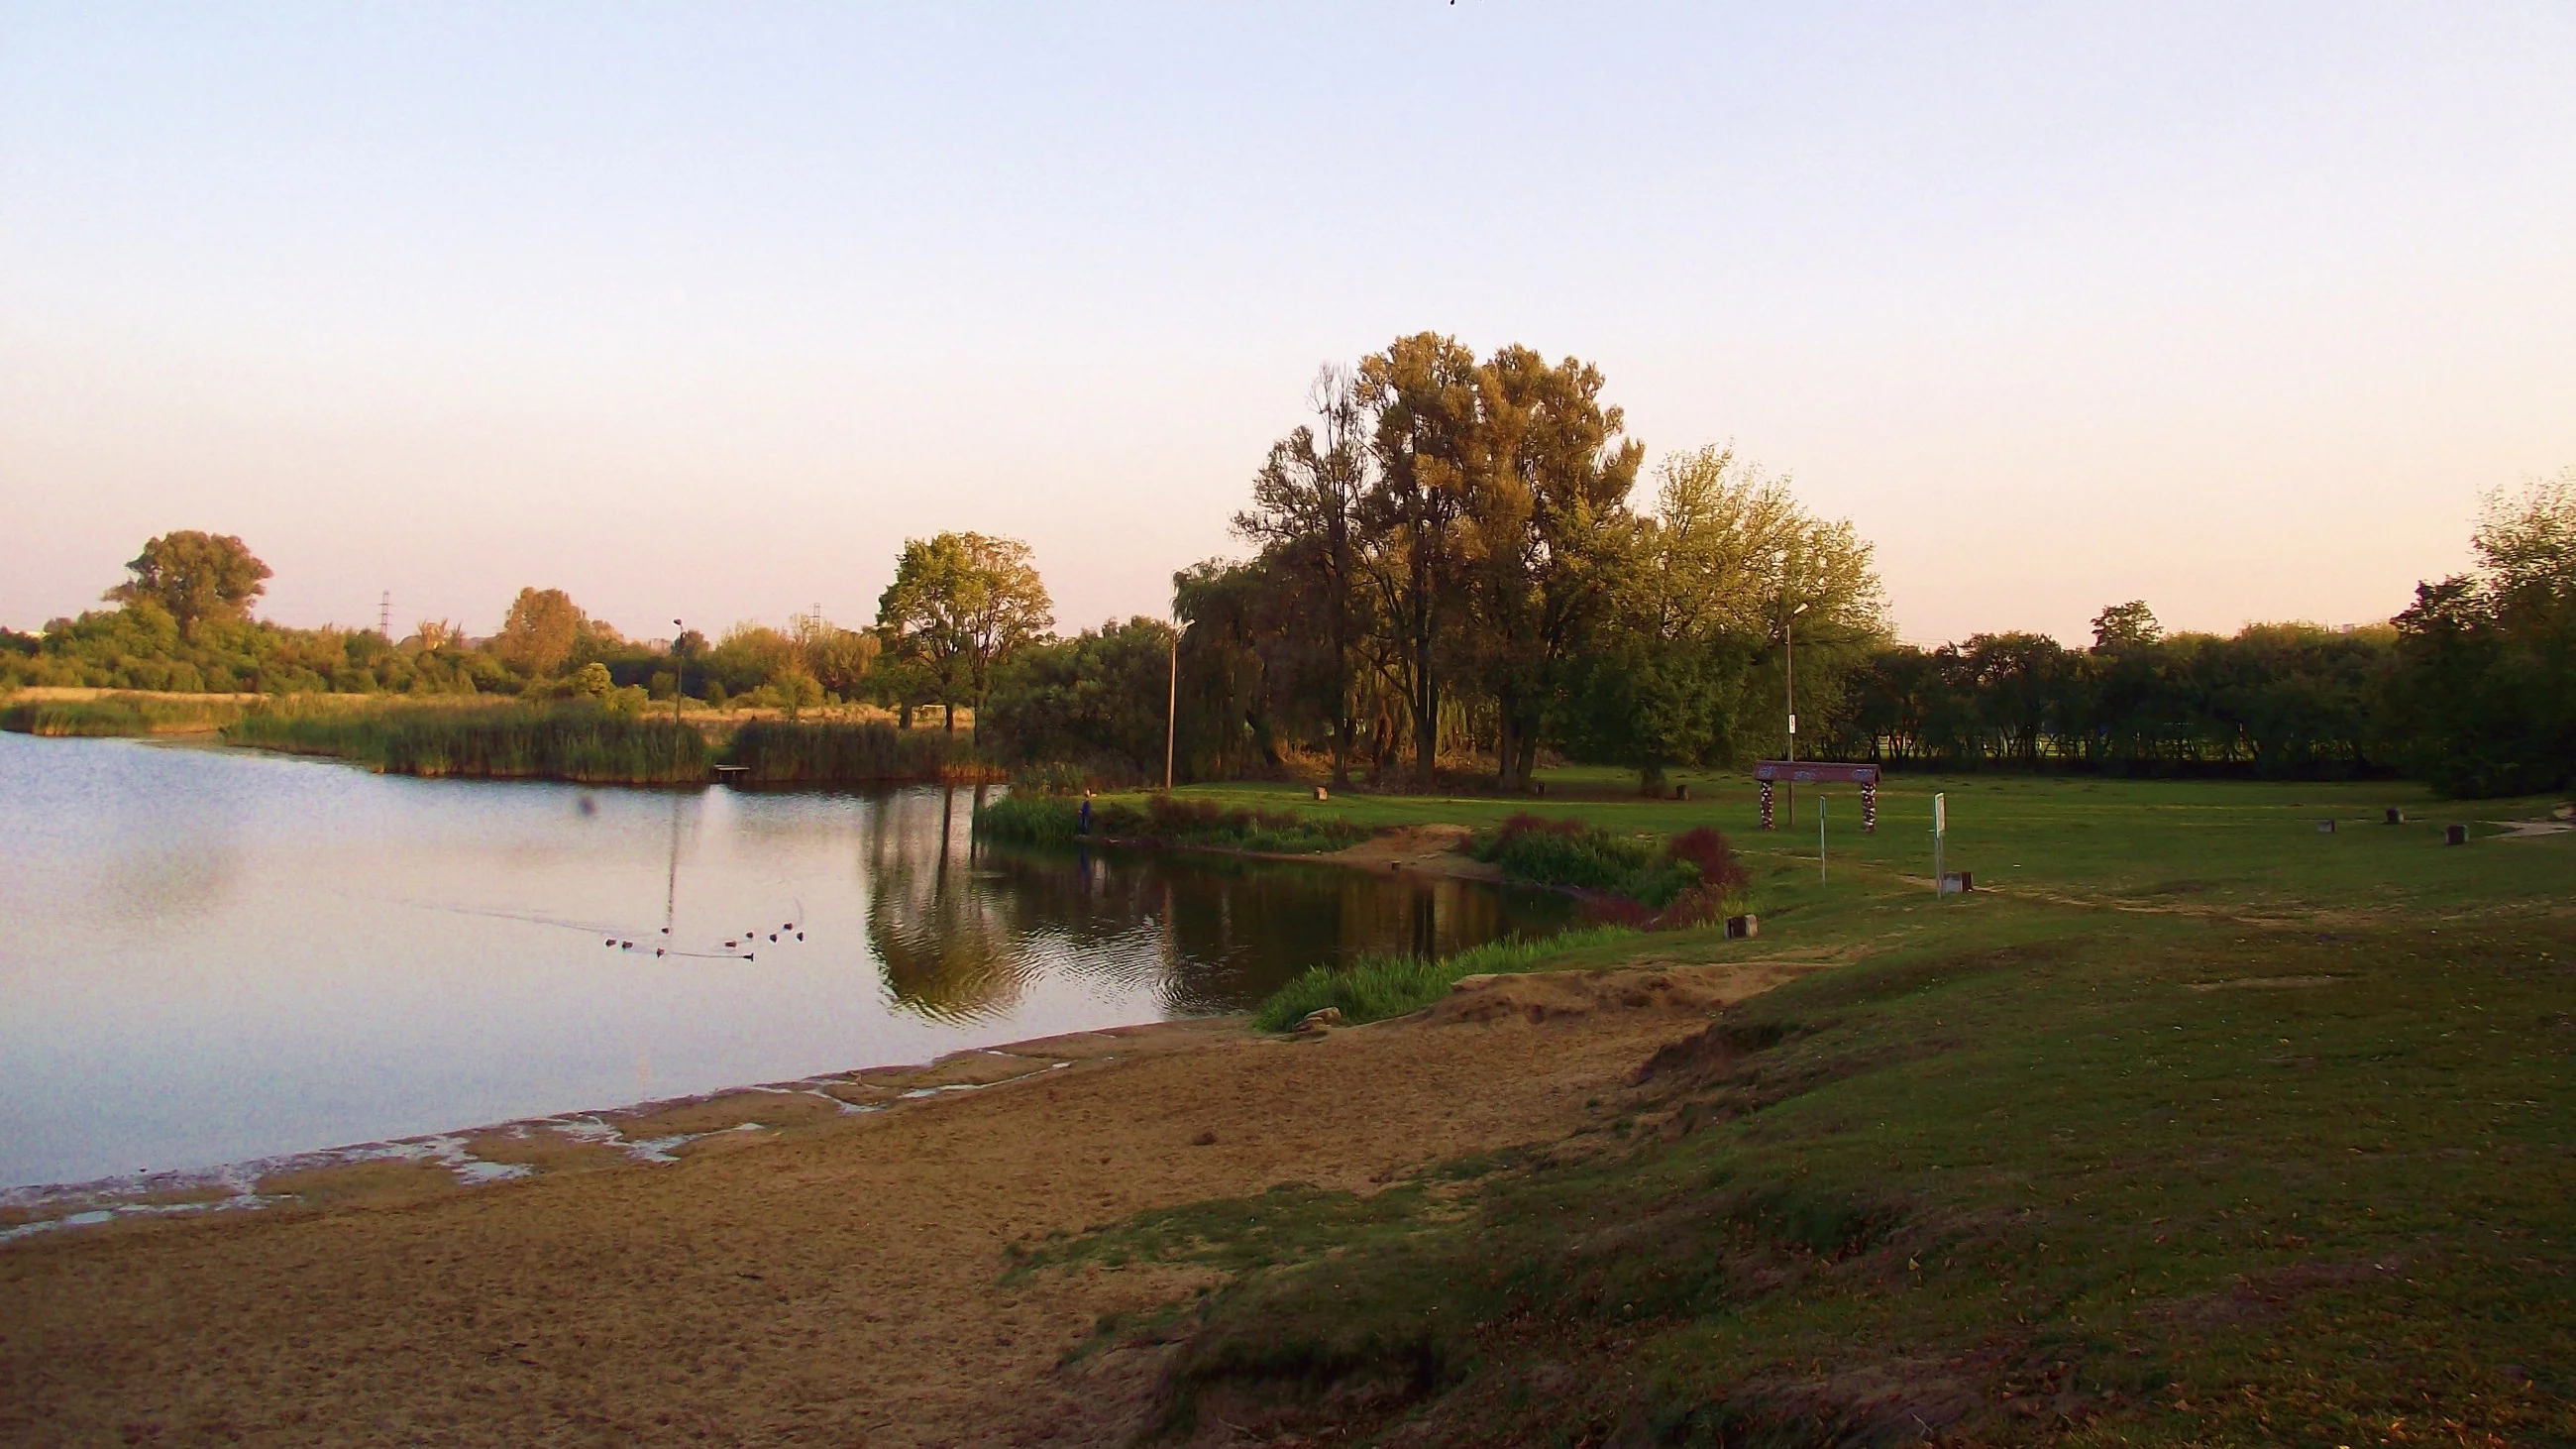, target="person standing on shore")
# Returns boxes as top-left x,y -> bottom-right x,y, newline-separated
1078,789 -> 1094,836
